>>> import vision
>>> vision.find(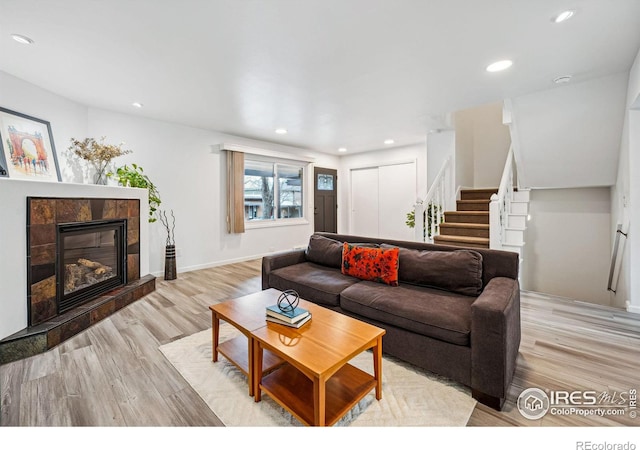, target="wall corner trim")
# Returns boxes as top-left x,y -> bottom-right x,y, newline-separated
625,301 -> 640,315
